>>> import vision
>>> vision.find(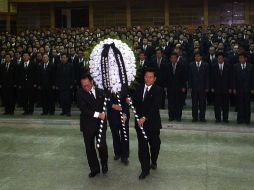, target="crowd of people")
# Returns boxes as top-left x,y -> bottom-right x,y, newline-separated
0,24 -> 254,123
